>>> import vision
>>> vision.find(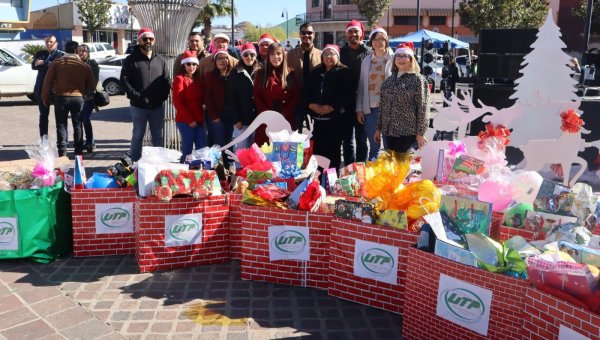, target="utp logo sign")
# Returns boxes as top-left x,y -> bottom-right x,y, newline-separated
359,248 -> 395,276
273,230 -> 307,254
0,221 -> 15,244
100,208 -> 130,228
442,288 -> 486,322
169,218 -> 201,242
